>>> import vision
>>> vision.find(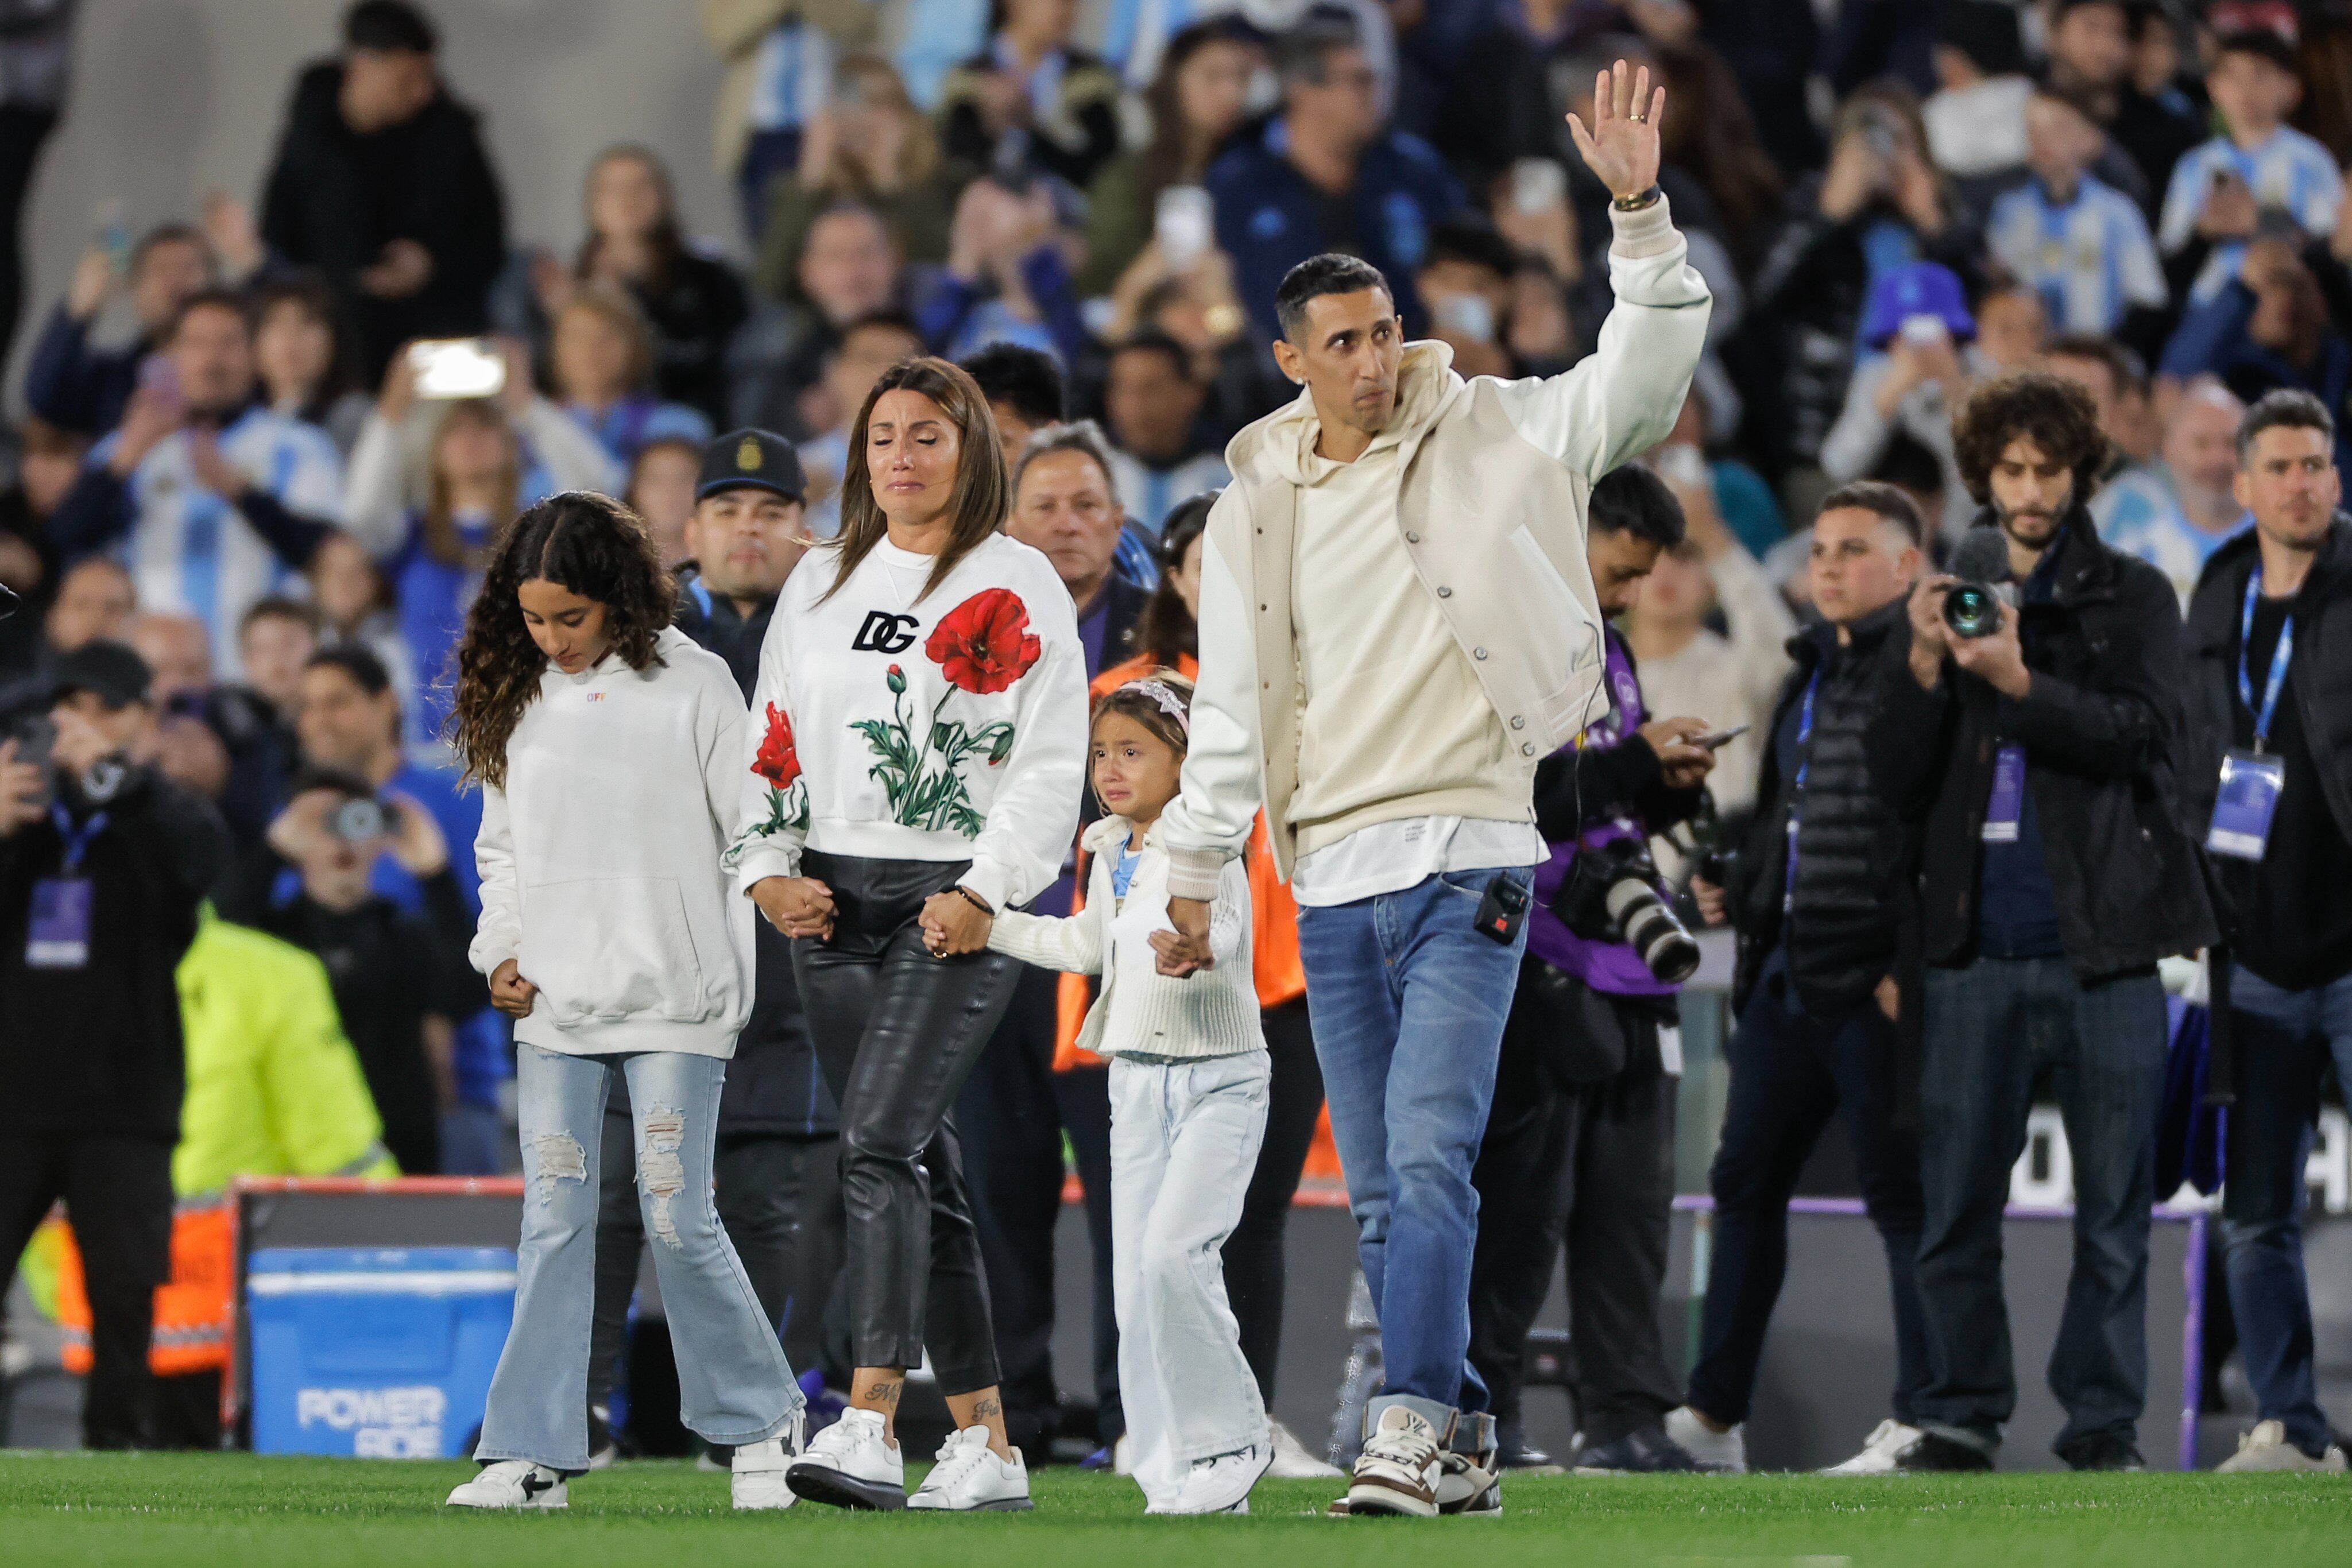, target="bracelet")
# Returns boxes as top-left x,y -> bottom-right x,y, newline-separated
955,886 -> 995,916
1612,184 -> 1663,212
